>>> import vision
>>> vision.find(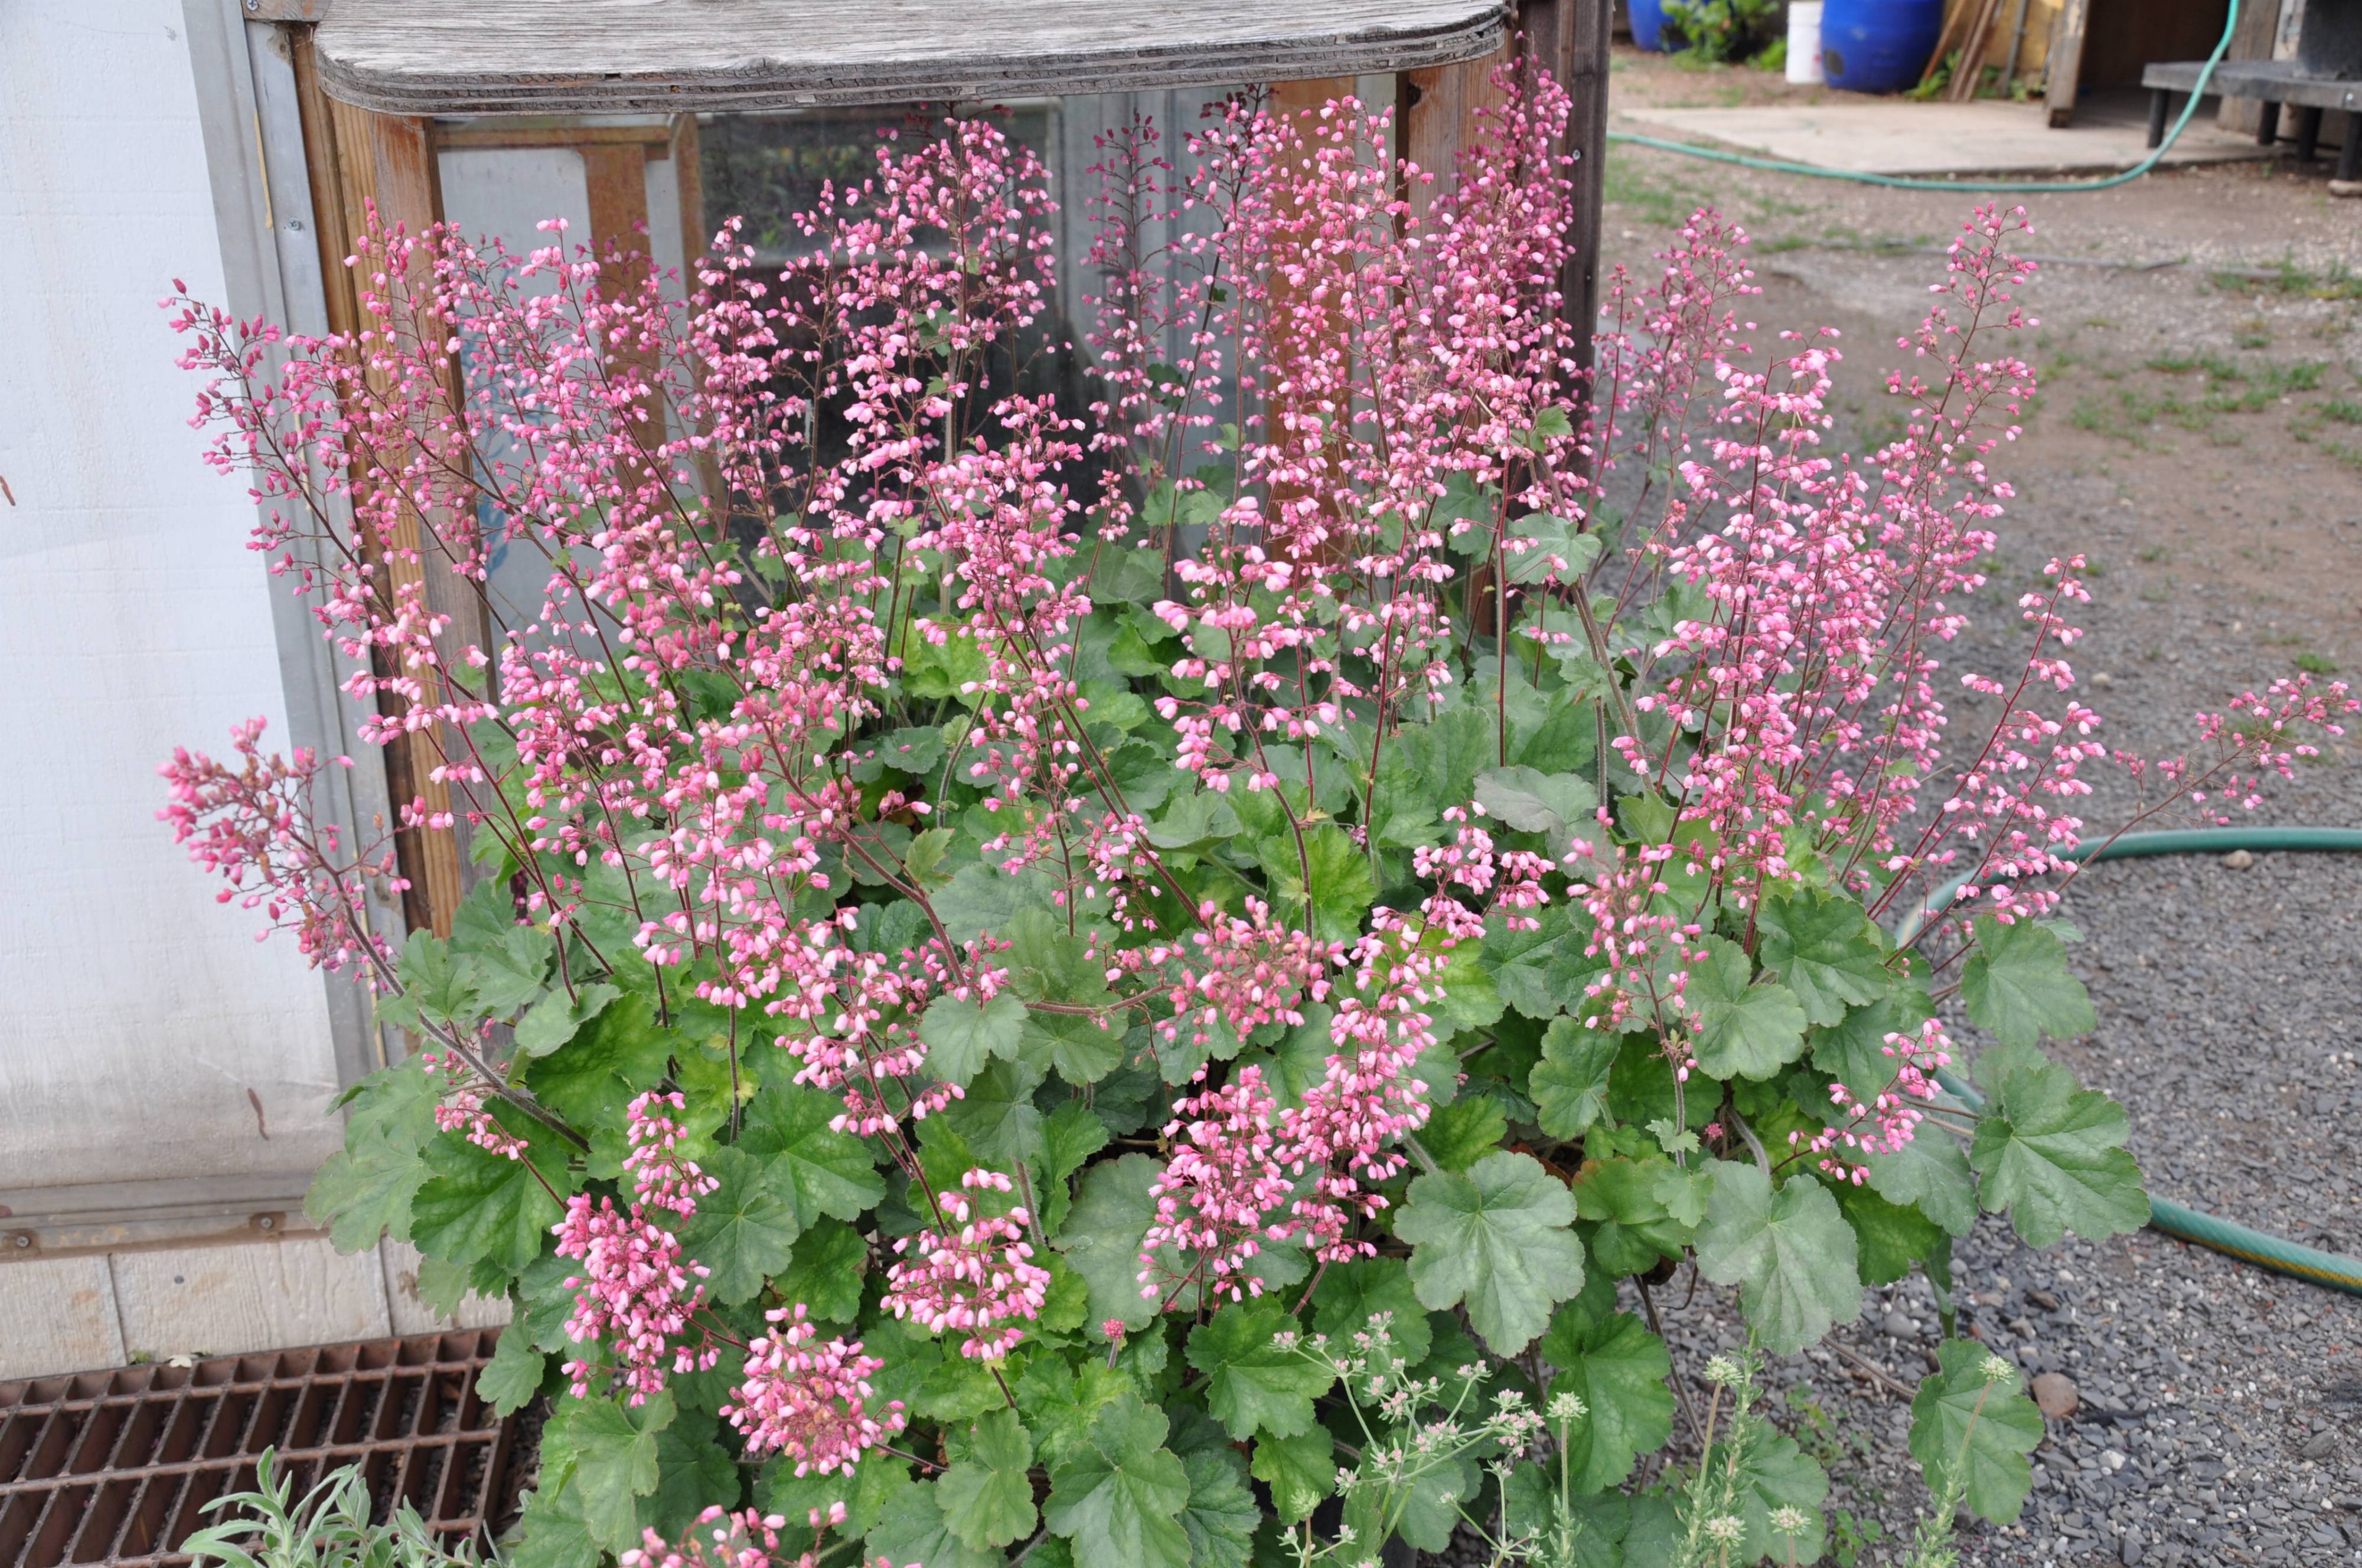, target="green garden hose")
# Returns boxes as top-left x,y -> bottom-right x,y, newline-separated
1606,0 -> 2242,194
1896,827 -> 2362,1295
